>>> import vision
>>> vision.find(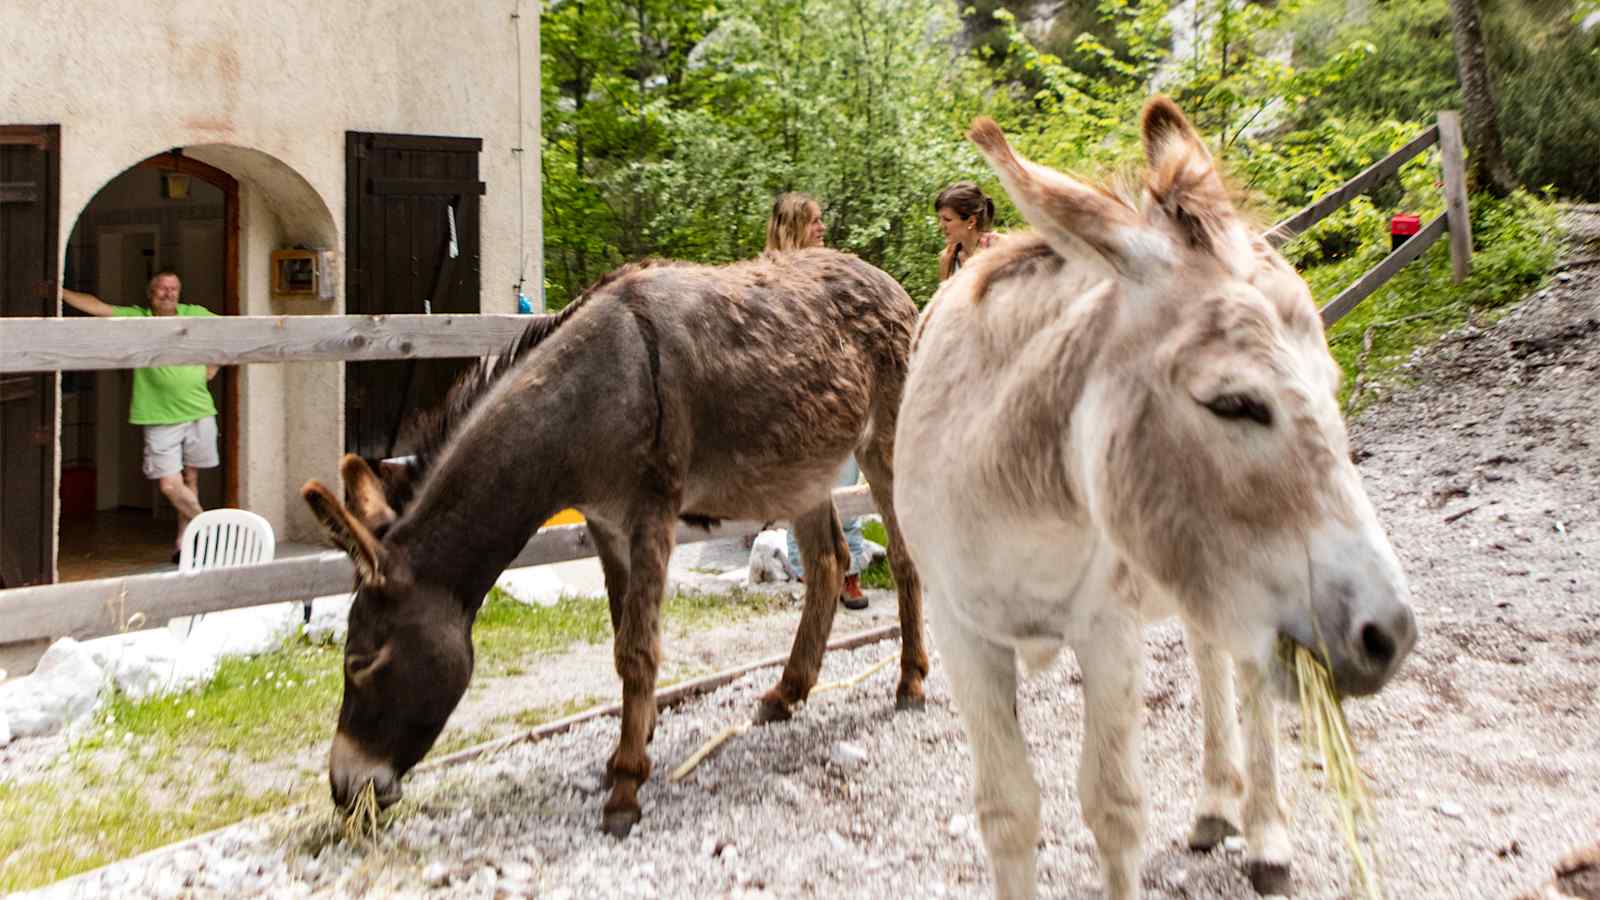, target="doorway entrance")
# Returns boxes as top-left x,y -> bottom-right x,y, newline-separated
58,151 -> 239,581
